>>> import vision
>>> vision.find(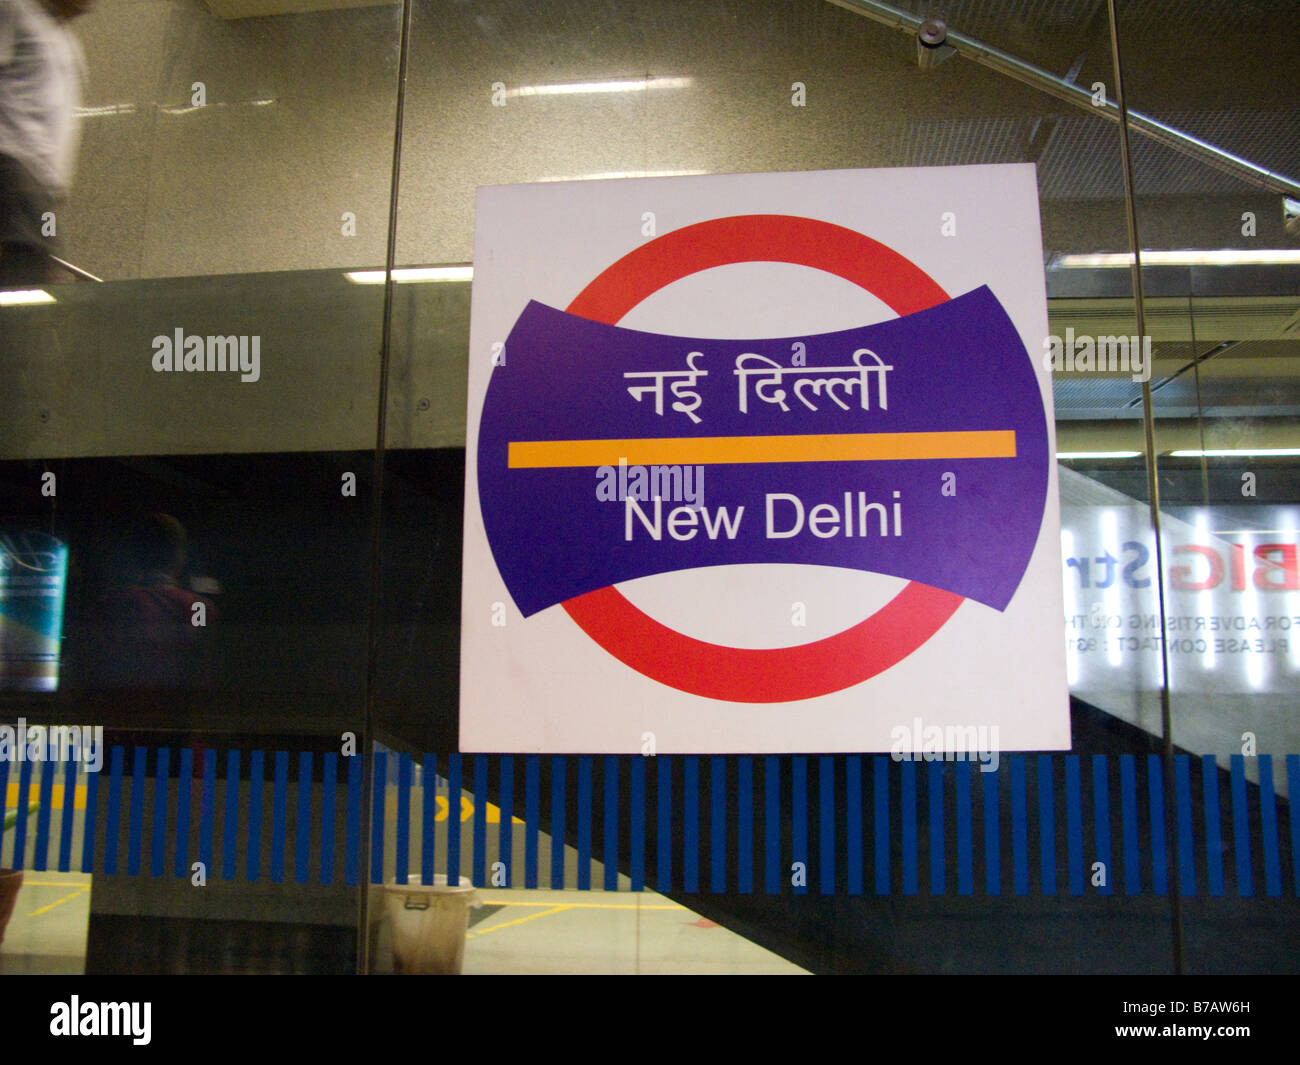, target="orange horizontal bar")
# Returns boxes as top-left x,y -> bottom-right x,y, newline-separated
508,430 -> 1016,468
